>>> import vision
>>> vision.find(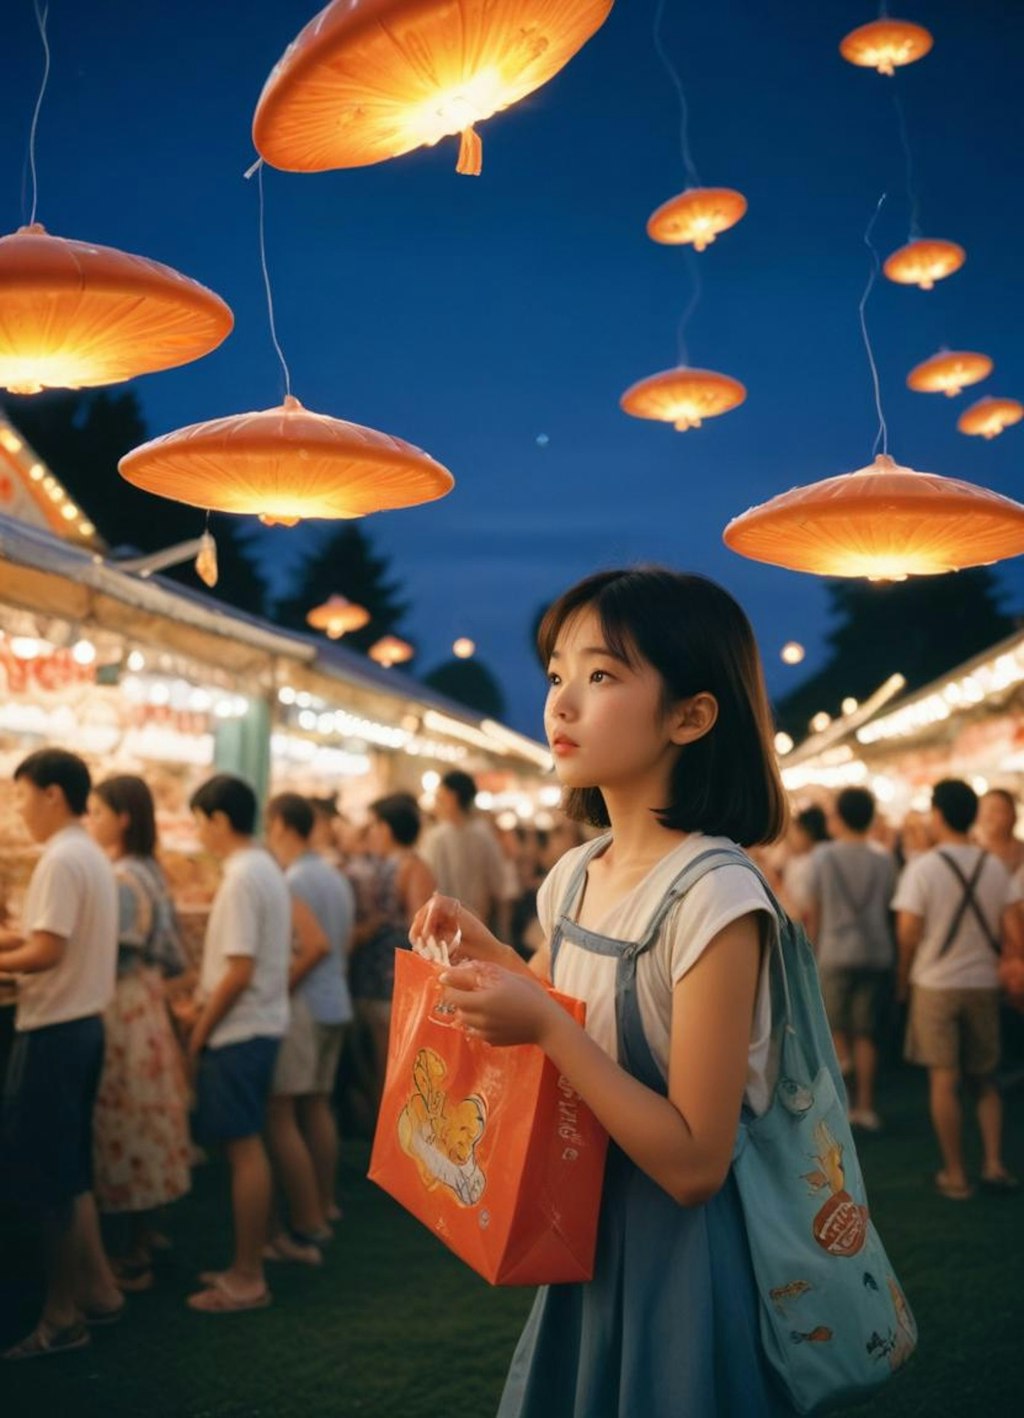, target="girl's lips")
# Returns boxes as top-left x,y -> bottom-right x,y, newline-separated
552,737 -> 579,755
